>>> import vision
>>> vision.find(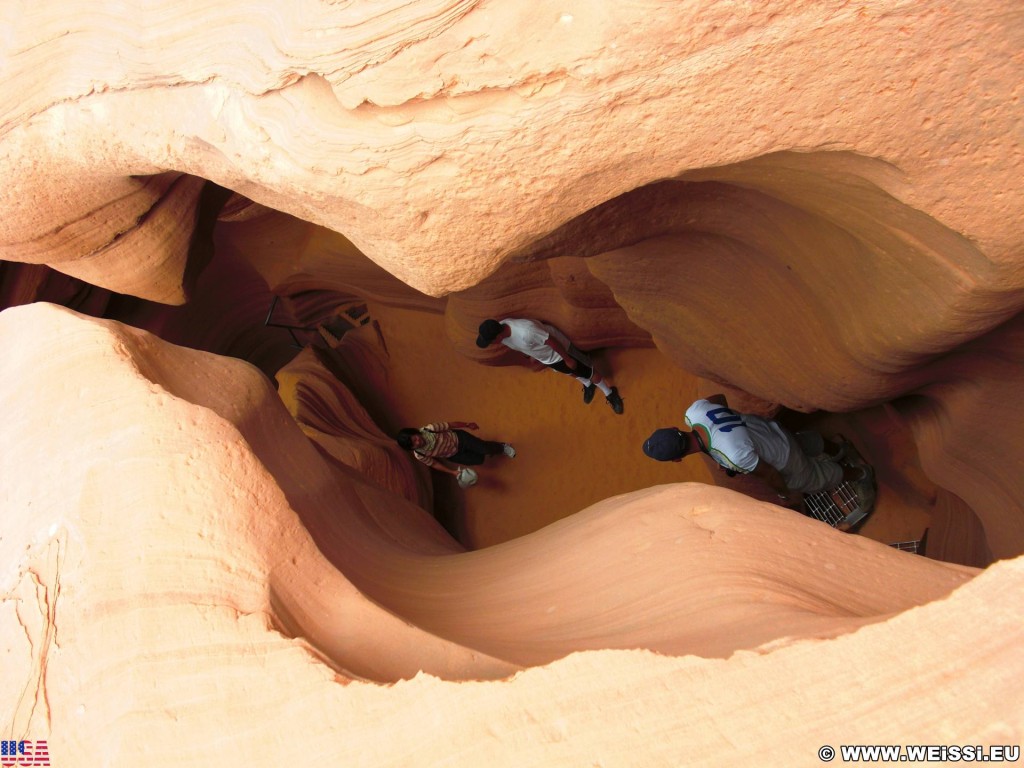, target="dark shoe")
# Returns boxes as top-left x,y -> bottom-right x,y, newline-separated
848,464 -> 868,482
582,383 -> 597,405
827,434 -> 853,462
605,387 -> 624,415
